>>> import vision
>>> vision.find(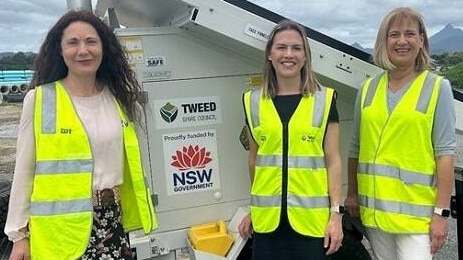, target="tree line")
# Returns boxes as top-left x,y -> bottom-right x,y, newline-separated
0,52 -> 36,70
0,51 -> 462,89
432,52 -> 463,89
